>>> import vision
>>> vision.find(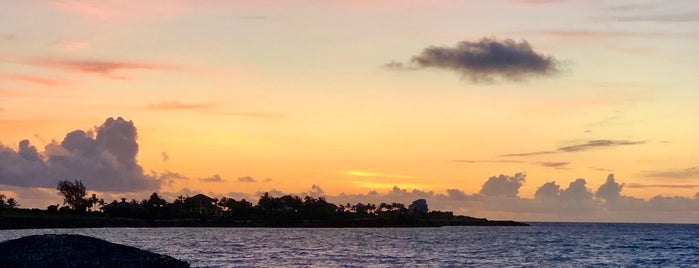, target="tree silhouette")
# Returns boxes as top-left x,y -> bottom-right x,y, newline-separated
57,179 -> 88,211
6,198 -> 18,208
